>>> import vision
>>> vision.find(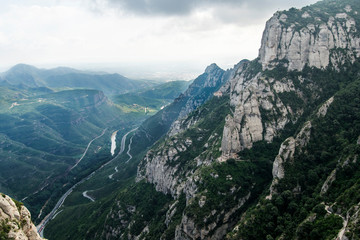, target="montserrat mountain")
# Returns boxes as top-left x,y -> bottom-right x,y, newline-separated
133,0 -> 360,239
42,0 -> 360,239
0,193 -> 43,240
